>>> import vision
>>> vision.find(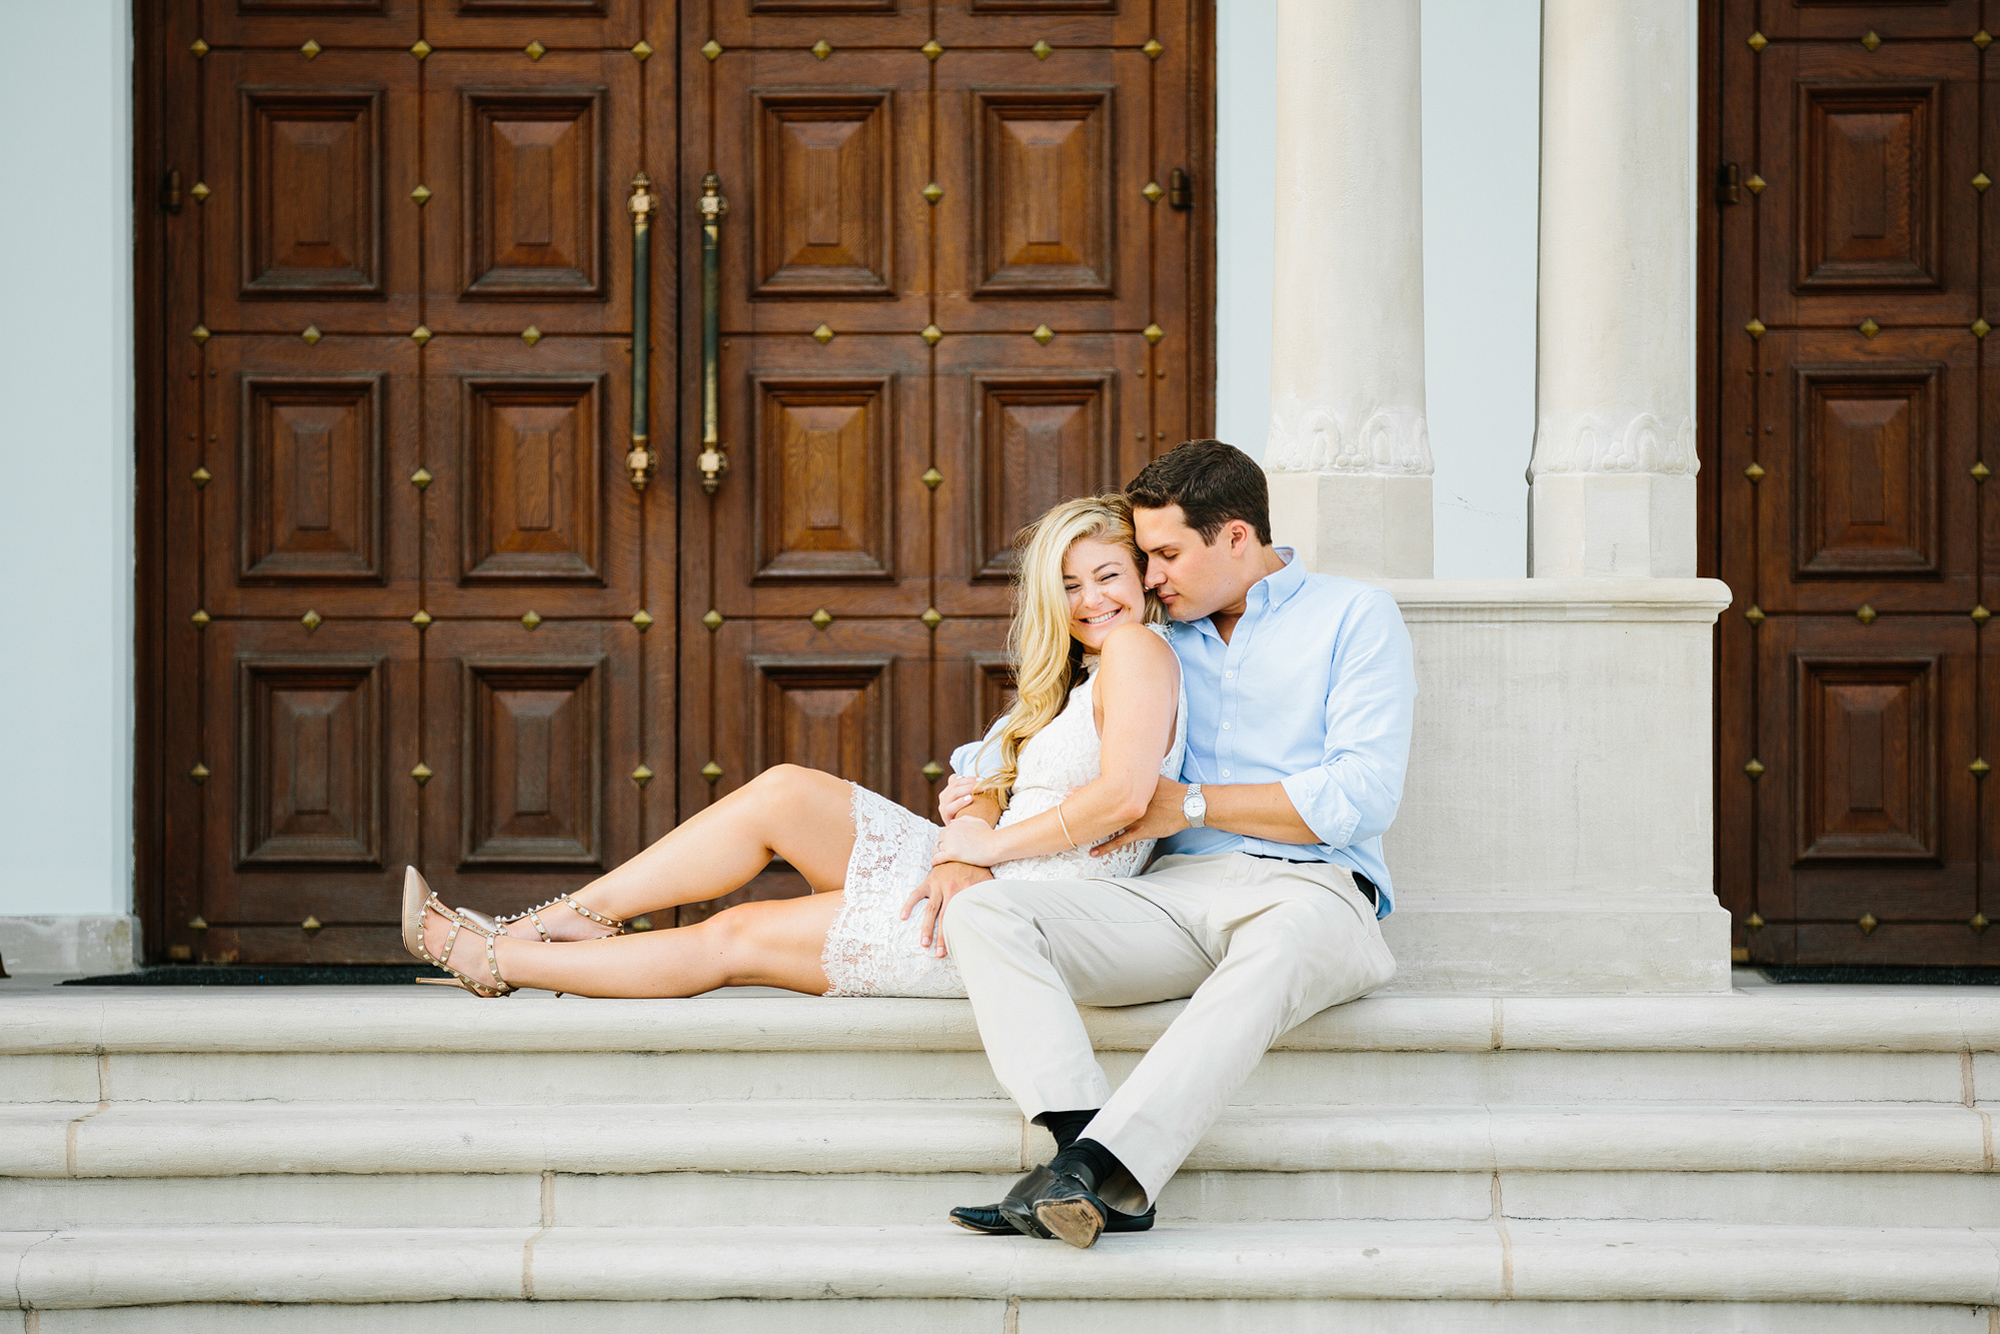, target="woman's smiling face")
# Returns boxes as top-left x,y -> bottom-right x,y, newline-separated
1063,536 -> 1146,651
